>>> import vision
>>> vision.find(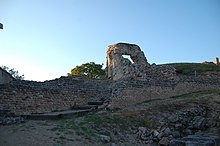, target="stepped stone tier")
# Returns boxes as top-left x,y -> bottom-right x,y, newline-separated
106,43 -> 176,80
